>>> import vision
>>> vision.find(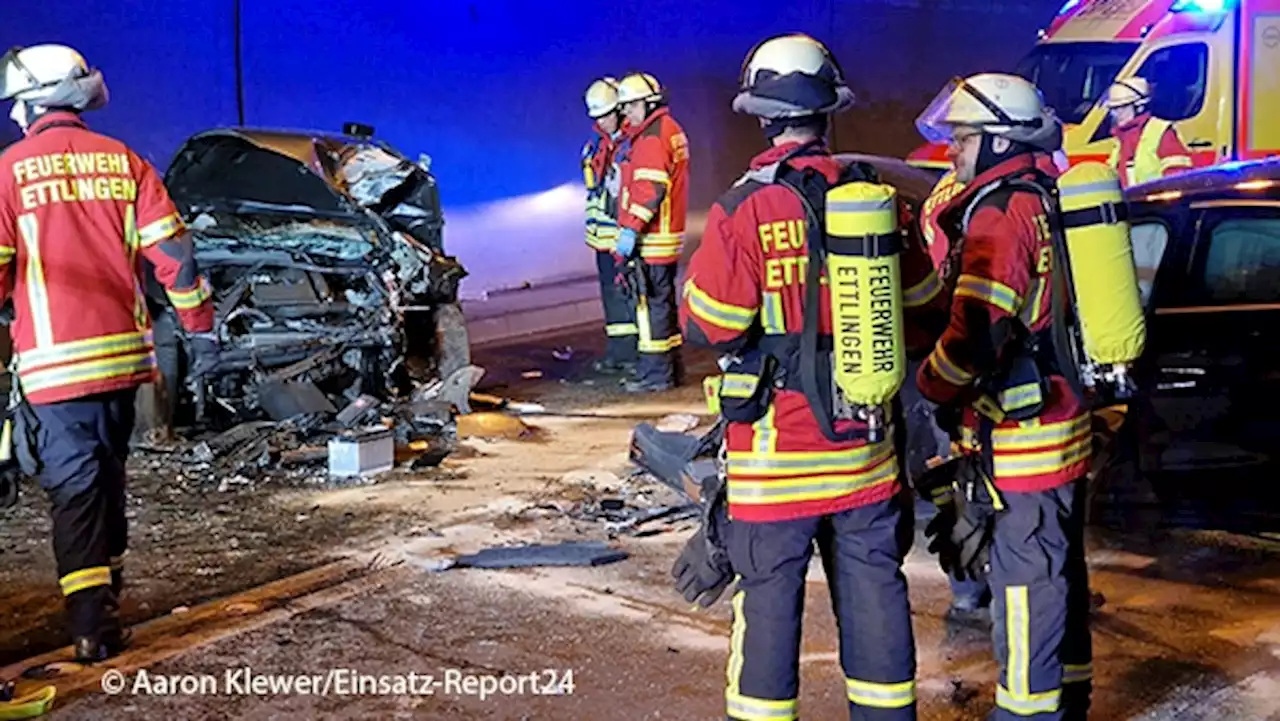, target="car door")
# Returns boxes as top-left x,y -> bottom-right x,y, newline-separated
1143,202 -> 1280,472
